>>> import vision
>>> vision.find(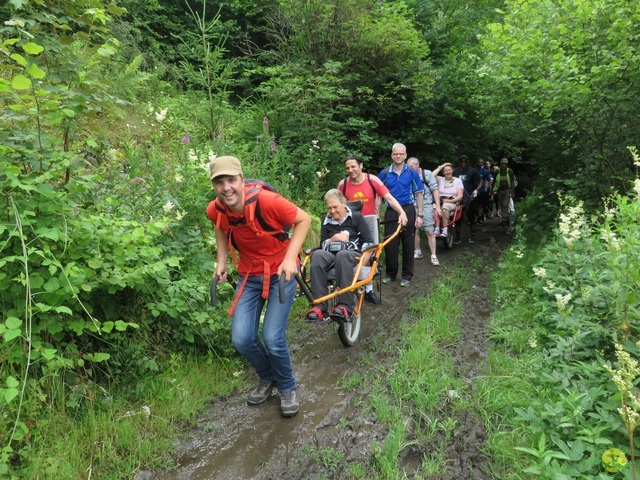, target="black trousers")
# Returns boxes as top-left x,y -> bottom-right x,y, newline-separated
466,197 -> 478,236
384,204 -> 416,280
